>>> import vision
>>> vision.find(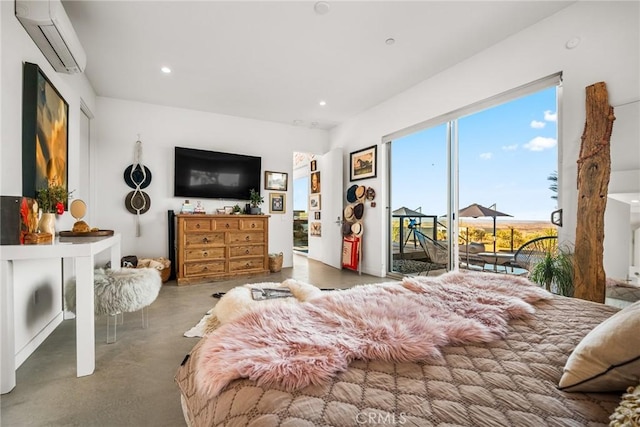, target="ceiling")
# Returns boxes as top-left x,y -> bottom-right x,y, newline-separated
63,1 -> 575,130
